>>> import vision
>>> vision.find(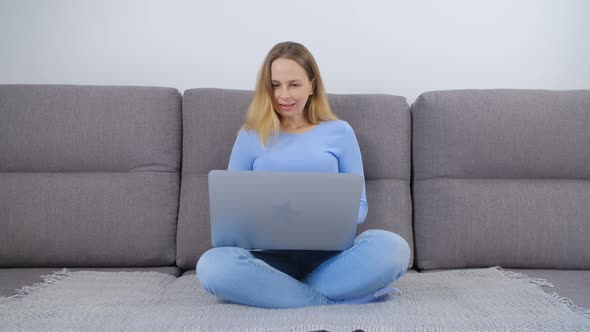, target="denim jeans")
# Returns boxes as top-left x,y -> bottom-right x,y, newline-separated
196,229 -> 411,309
